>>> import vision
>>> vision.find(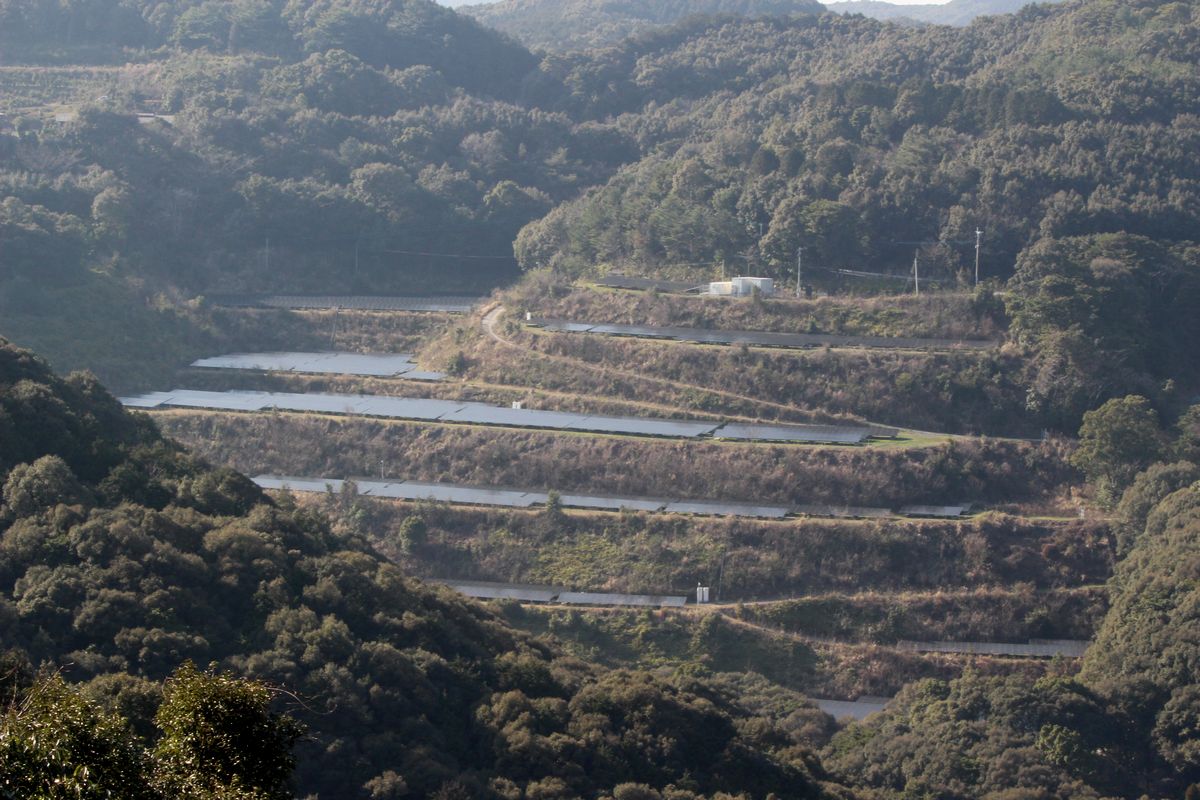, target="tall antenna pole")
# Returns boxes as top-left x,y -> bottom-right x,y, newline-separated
974,228 -> 982,287
913,248 -> 920,297
796,246 -> 803,298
